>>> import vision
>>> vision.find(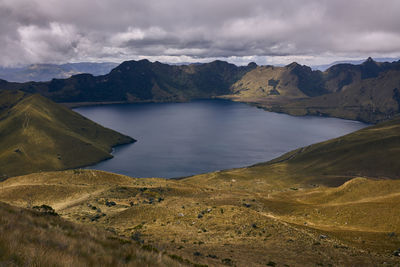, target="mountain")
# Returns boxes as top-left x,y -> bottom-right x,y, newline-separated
229,62 -> 326,100
0,90 -> 134,178
269,59 -> 400,122
1,58 -> 400,123
0,62 -> 118,82
231,58 -> 400,123
0,59 -> 257,103
230,57 -> 400,97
